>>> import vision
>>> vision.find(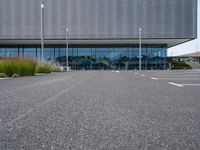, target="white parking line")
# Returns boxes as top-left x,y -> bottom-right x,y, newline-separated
168,82 -> 184,87
0,78 -> 10,80
157,78 -> 200,80
111,70 -> 120,73
141,75 -> 146,77
181,84 -> 200,86
150,77 -> 158,80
